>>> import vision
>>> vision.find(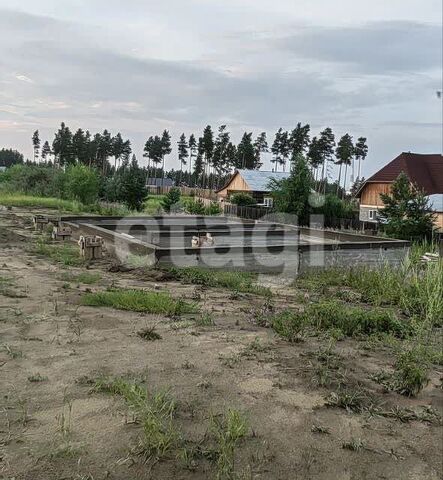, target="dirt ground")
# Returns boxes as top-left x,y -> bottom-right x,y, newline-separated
0,209 -> 442,480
